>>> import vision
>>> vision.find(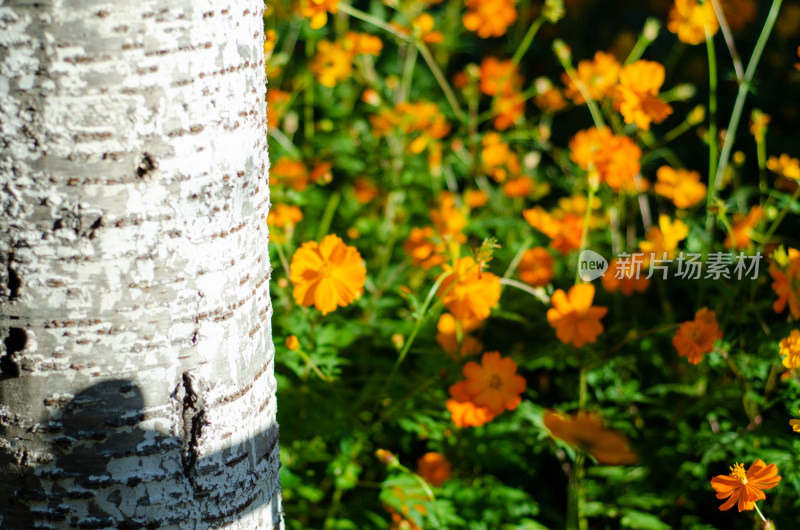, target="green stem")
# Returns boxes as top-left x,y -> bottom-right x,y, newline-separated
753,502 -> 768,523
416,41 -> 465,122
709,0 -> 745,82
575,186 -> 597,284
762,187 -> 800,243
554,40 -> 606,130
316,192 -> 341,241
709,0 -> 784,224
511,16 -> 545,69
704,26 -> 719,239
502,236 -> 535,280
499,278 -> 550,304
